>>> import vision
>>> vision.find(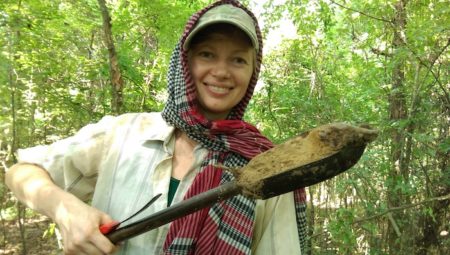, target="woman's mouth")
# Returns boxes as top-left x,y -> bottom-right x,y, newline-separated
206,84 -> 231,94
